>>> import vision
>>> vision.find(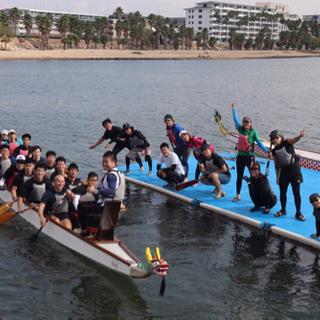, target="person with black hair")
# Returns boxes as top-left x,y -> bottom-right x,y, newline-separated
270,129 -> 305,220
12,133 -> 32,158
121,123 -> 152,176
30,145 -> 46,165
44,151 -> 56,179
0,144 -> 15,178
50,156 -> 68,181
309,193 -> 320,238
66,162 -> 81,189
